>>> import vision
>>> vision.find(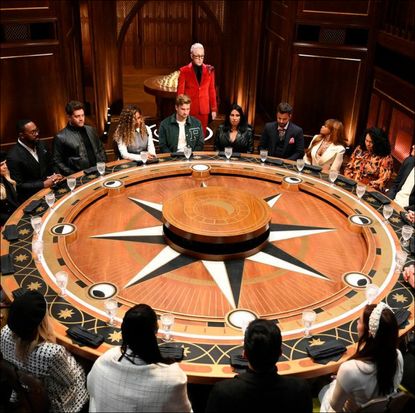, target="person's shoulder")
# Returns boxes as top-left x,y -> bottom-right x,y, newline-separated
188,116 -> 202,127
6,142 -> 22,157
204,64 -> 215,73
160,114 -> 175,125
179,63 -> 192,72
264,121 -> 276,129
290,122 -> 303,132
